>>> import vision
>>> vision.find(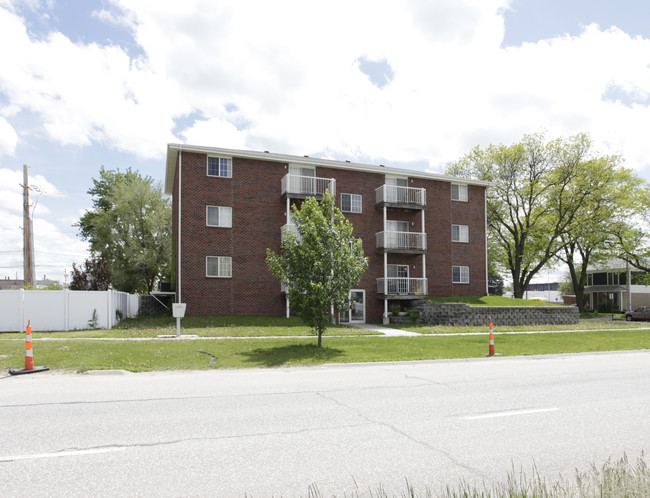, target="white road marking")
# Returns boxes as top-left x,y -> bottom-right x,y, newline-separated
462,407 -> 559,420
0,446 -> 127,463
